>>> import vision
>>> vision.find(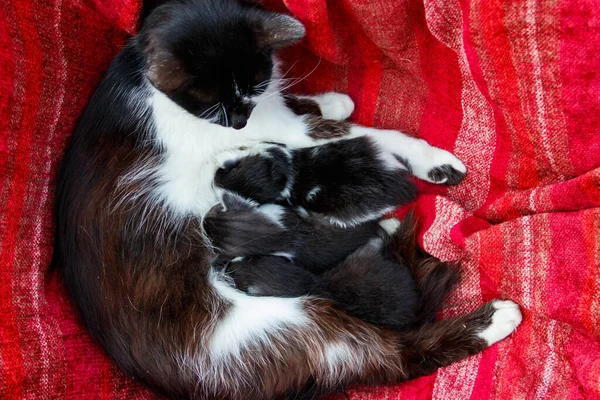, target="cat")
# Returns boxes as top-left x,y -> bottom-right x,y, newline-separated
54,0 -> 522,399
